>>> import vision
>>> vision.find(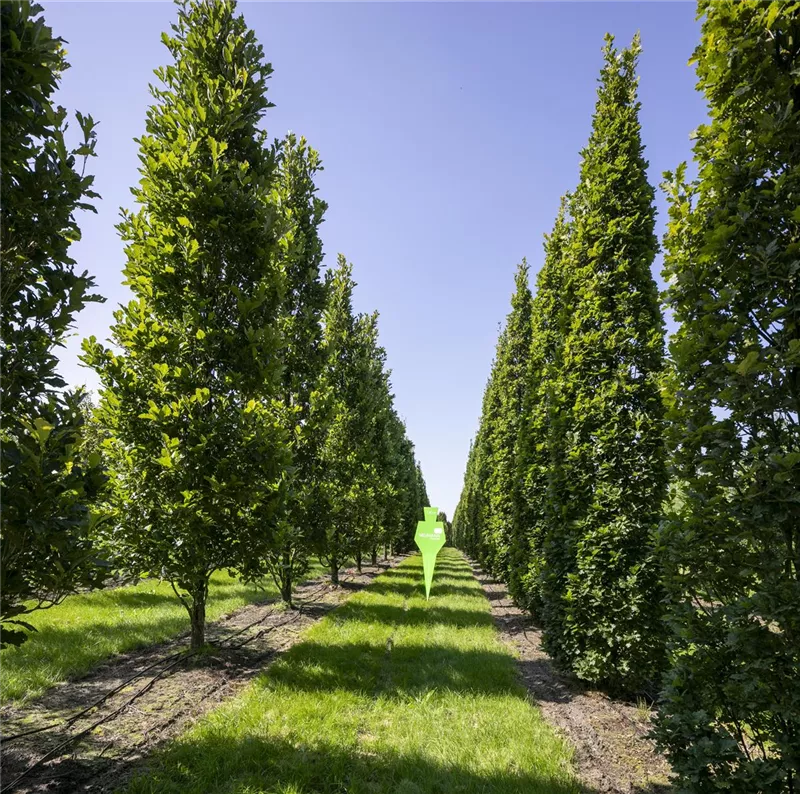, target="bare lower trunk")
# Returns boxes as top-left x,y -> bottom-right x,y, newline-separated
189,580 -> 208,650
384,543 -> 389,560
280,549 -> 293,607
371,547 -> 378,566
330,555 -> 339,586
355,549 -> 362,574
